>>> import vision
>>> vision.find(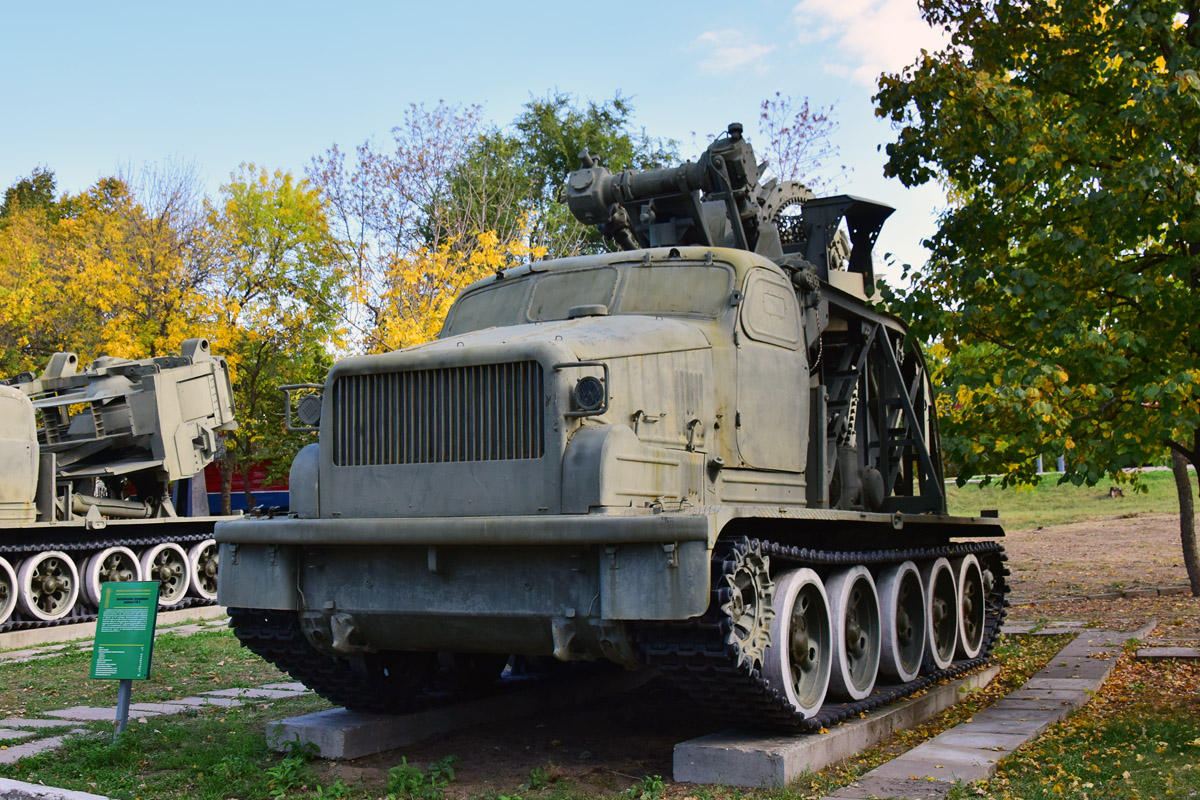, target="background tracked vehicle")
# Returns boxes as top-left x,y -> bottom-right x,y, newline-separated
0,338 -> 236,629
217,124 -> 1007,731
